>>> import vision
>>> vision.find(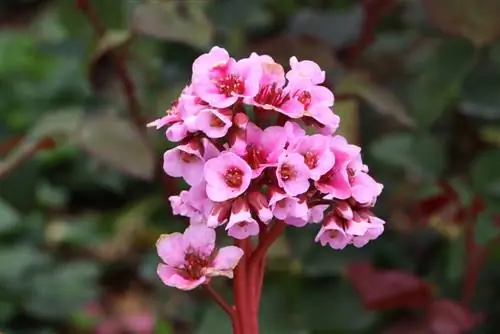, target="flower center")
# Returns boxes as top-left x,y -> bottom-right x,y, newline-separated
347,168 -> 356,184
328,230 -> 339,238
217,74 -> 245,97
245,144 -> 267,170
303,151 -> 318,169
225,167 -> 244,188
184,252 -> 209,279
279,163 -> 296,181
253,83 -> 289,108
297,91 -> 312,109
179,151 -> 198,163
210,114 -> 226,128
